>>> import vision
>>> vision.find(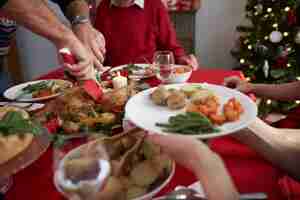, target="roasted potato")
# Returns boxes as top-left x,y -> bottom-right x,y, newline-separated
130,160 -> 160,187
62,121 -> 80,134
95,176 -> 126,200
166,90 -> 186,110
64,158 -> 99,182
190,89 -> 215,104
150,86 -> 170,105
